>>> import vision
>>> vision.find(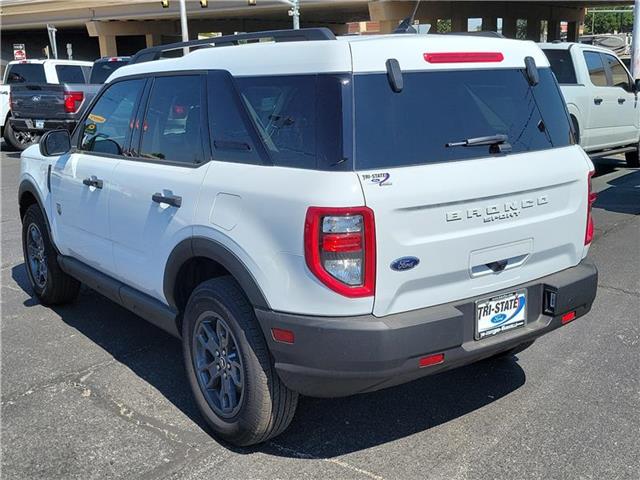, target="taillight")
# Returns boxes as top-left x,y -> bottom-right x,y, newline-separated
585,170 -> 596,245
63,91 -> 84,113
8,93 -> 14,111
304,206 -> 375,297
